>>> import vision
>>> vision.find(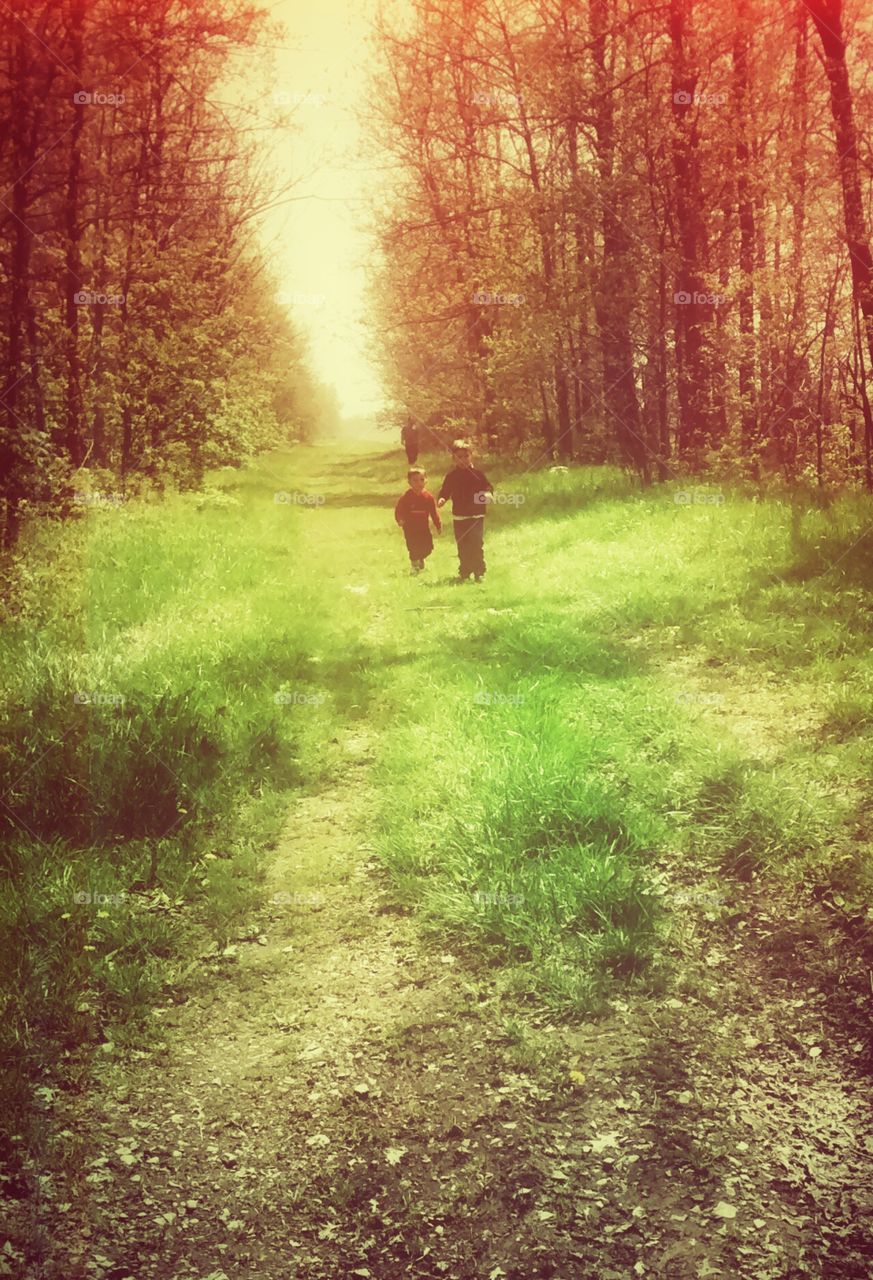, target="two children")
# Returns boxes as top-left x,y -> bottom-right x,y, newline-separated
394,439 -> 494,581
